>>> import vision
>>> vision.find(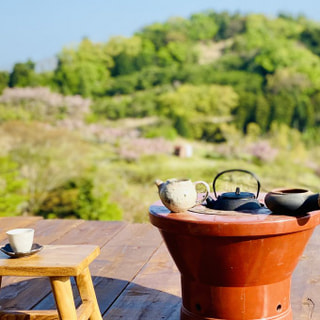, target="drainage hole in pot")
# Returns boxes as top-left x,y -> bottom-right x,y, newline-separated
195,303 -> 202,311
277,304 -> 282,312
